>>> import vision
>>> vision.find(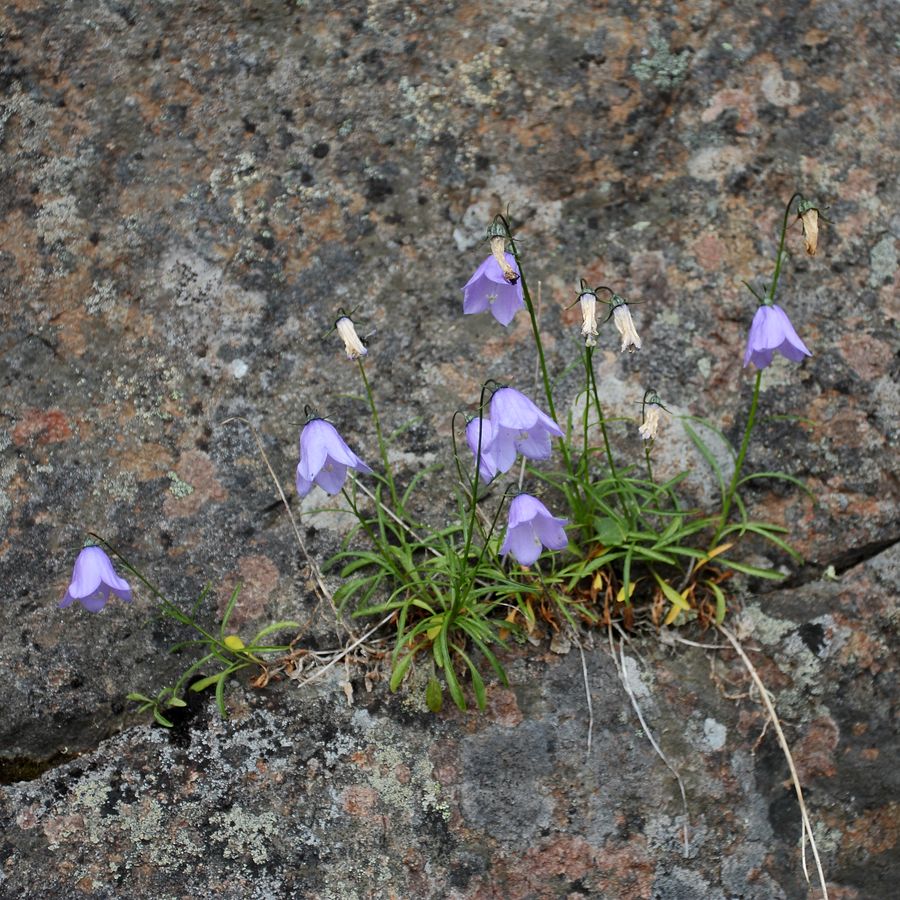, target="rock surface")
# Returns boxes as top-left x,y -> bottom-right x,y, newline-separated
1,0 -> 897,897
